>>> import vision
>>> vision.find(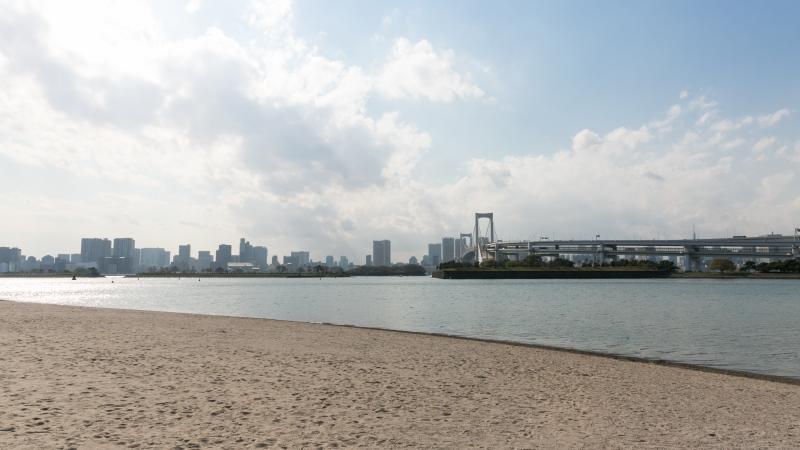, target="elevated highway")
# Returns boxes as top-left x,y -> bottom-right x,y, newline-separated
484,236 -> 799,270
462,213 -> 800,271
